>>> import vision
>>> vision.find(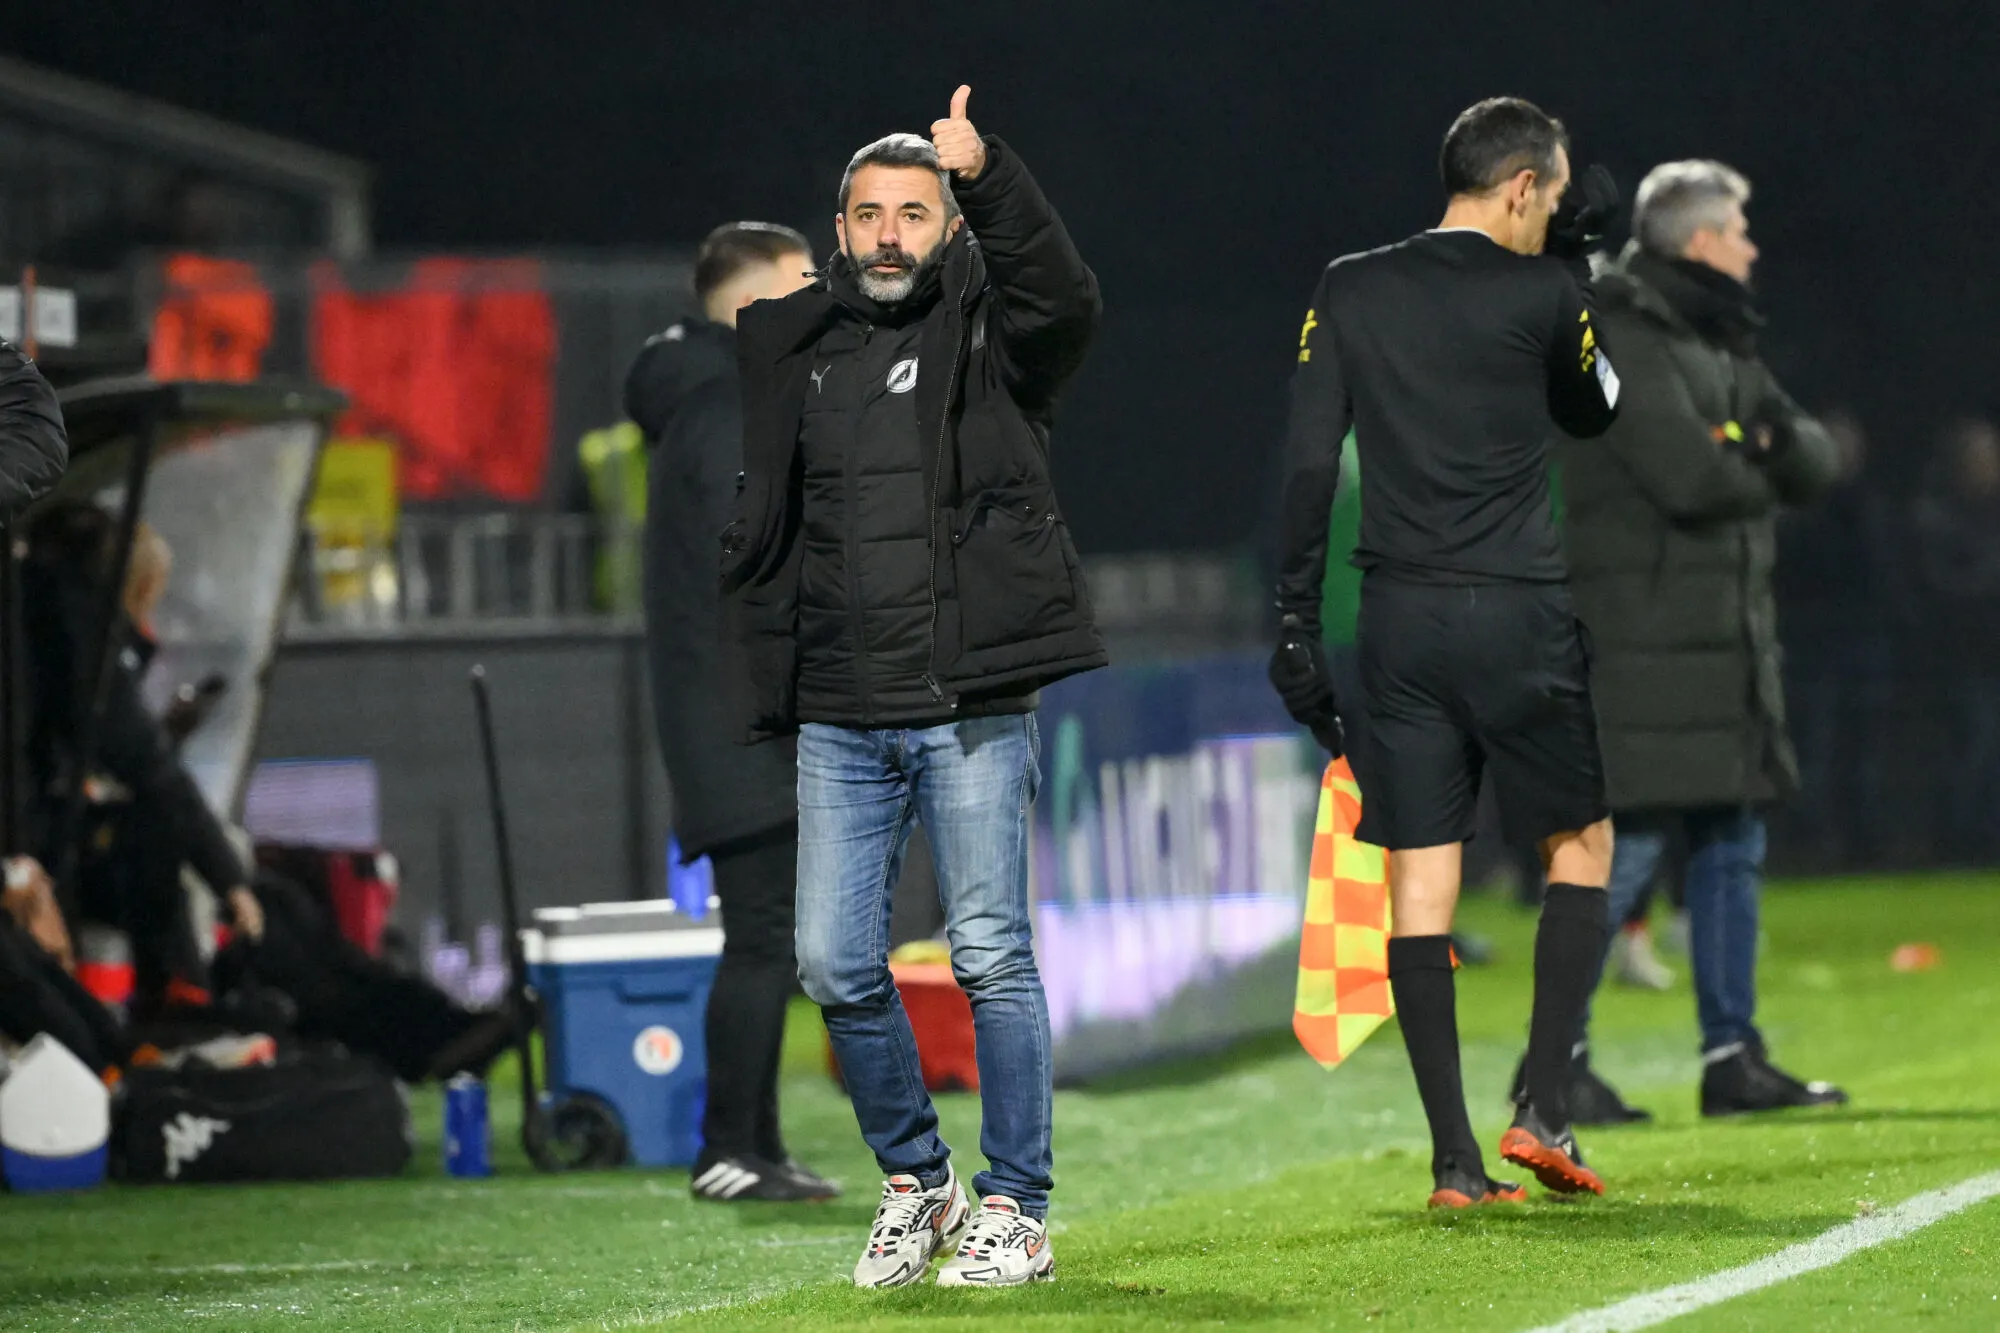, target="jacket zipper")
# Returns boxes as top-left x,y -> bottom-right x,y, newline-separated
848,322 -> 876,722
922,264 -> 976,705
